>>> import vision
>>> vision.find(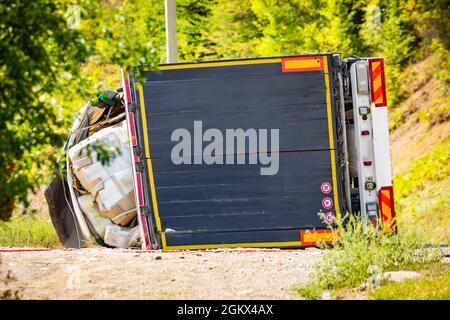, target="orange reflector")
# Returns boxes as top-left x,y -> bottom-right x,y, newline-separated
282,56 -> 324,72
368,58 -> 387,107
378,186 -> 396,233
300,229 -> 336,246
